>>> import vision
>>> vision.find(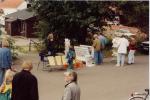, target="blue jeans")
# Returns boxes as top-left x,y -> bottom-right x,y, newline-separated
117,53 -> 125,66
0,68 -> 6,86
94,51 -> 102,65
101,50 -> 104,63
128,50 -> 135,64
